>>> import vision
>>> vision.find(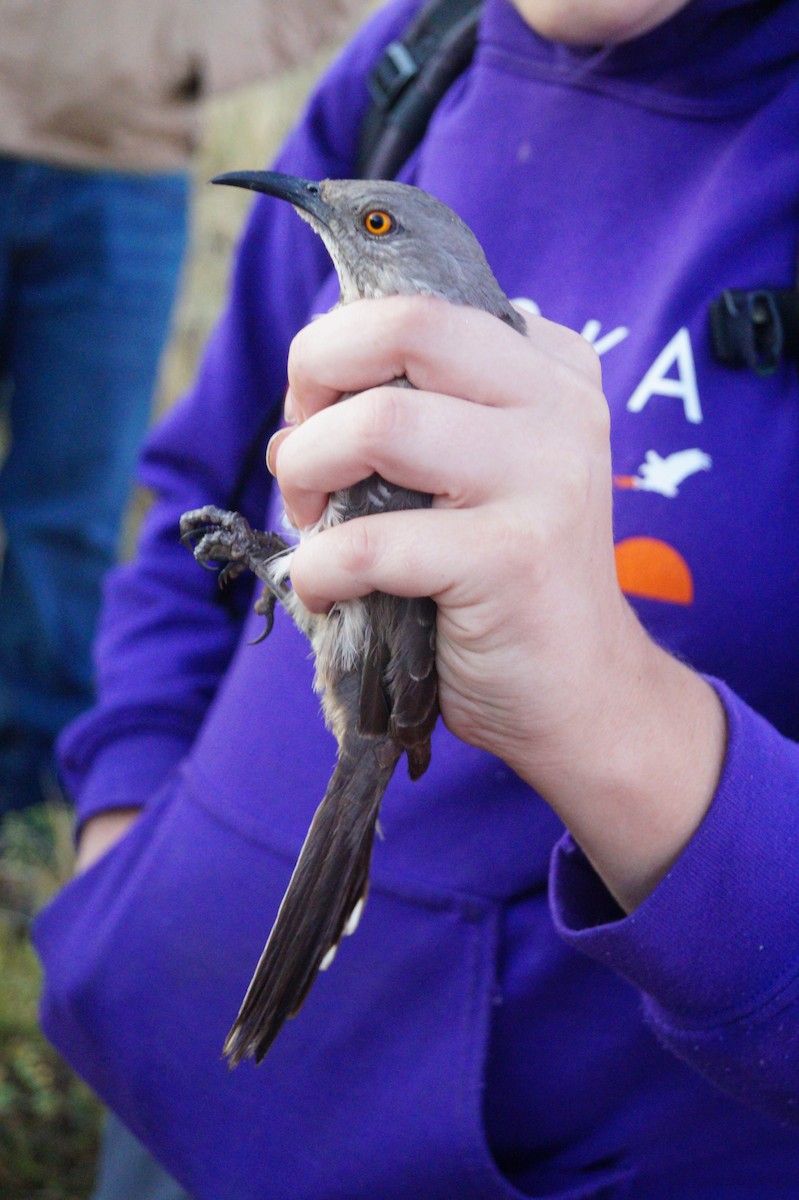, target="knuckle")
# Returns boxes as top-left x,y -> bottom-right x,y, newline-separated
558,328 -> 602,385
587,391 -> 611,445
555,445 -> 594,511
580,380 -> 611,447
339,517 -> 381,579
356,385 -> 408,452
492,509 -> 551,590
387,293 -> 427,340
567,367 -> 610,448
385,294 -> 443,362
576,336 -> 603,385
